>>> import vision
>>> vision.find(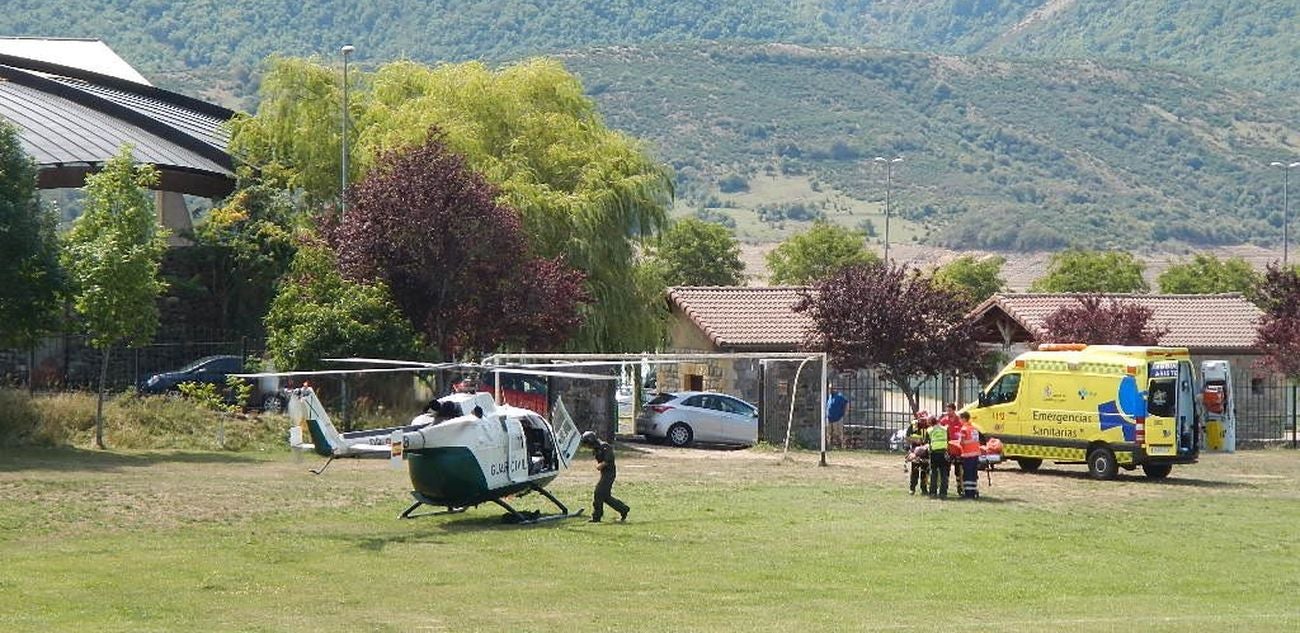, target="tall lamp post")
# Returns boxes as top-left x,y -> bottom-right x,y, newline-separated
873,156 -> 903,263
340,44 -> 355,215
1272,161 -> 1300,267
